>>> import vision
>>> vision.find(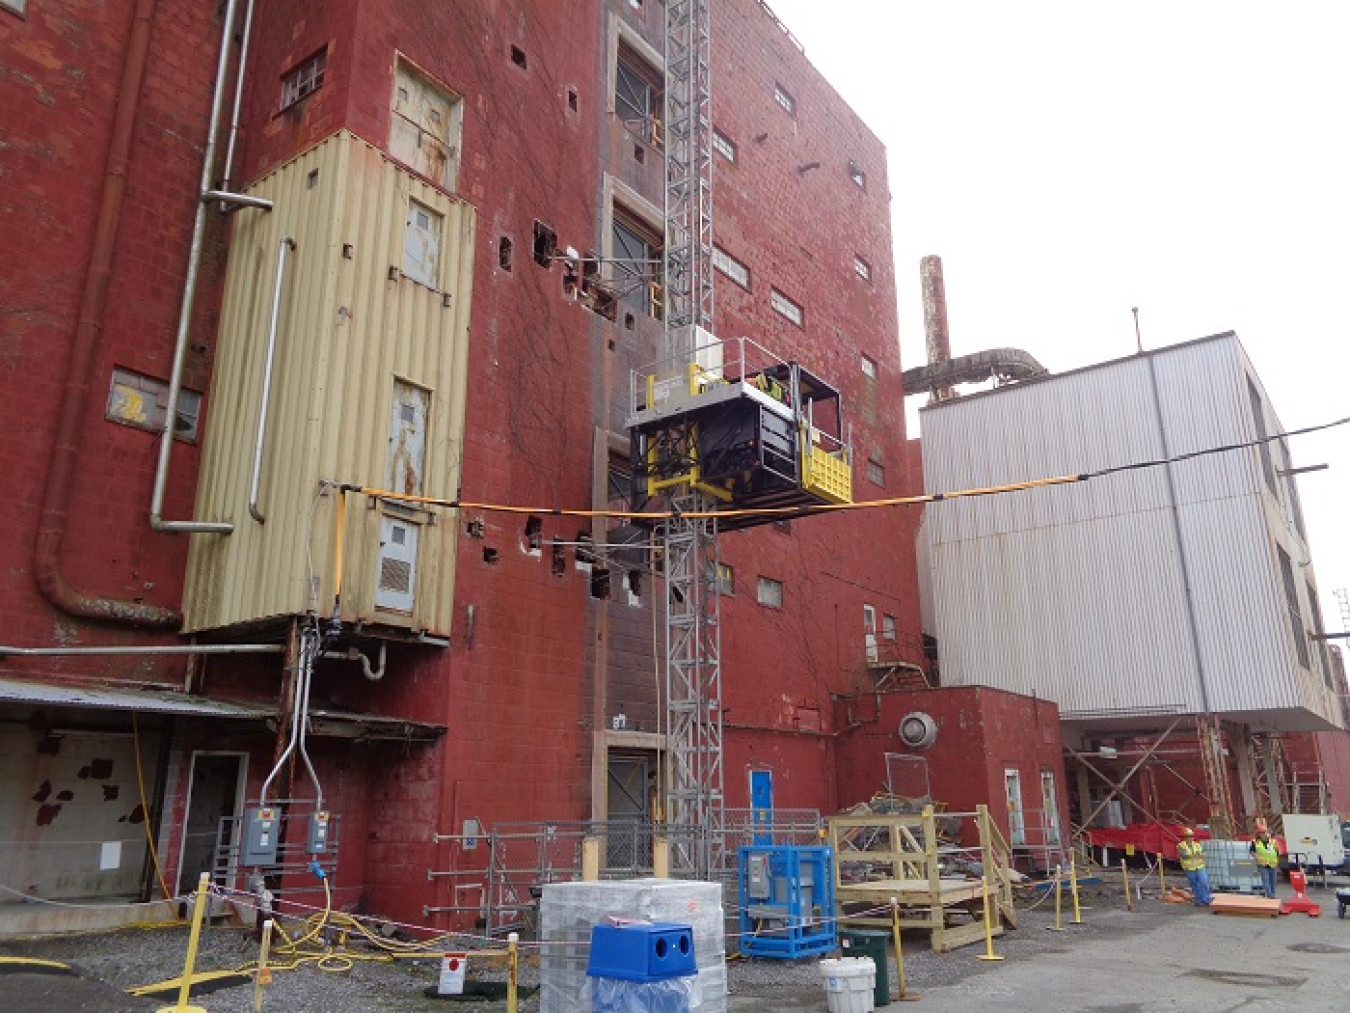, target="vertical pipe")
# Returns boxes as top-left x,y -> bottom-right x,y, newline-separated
919,255 -> 953,402
249,238 -> 296,524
